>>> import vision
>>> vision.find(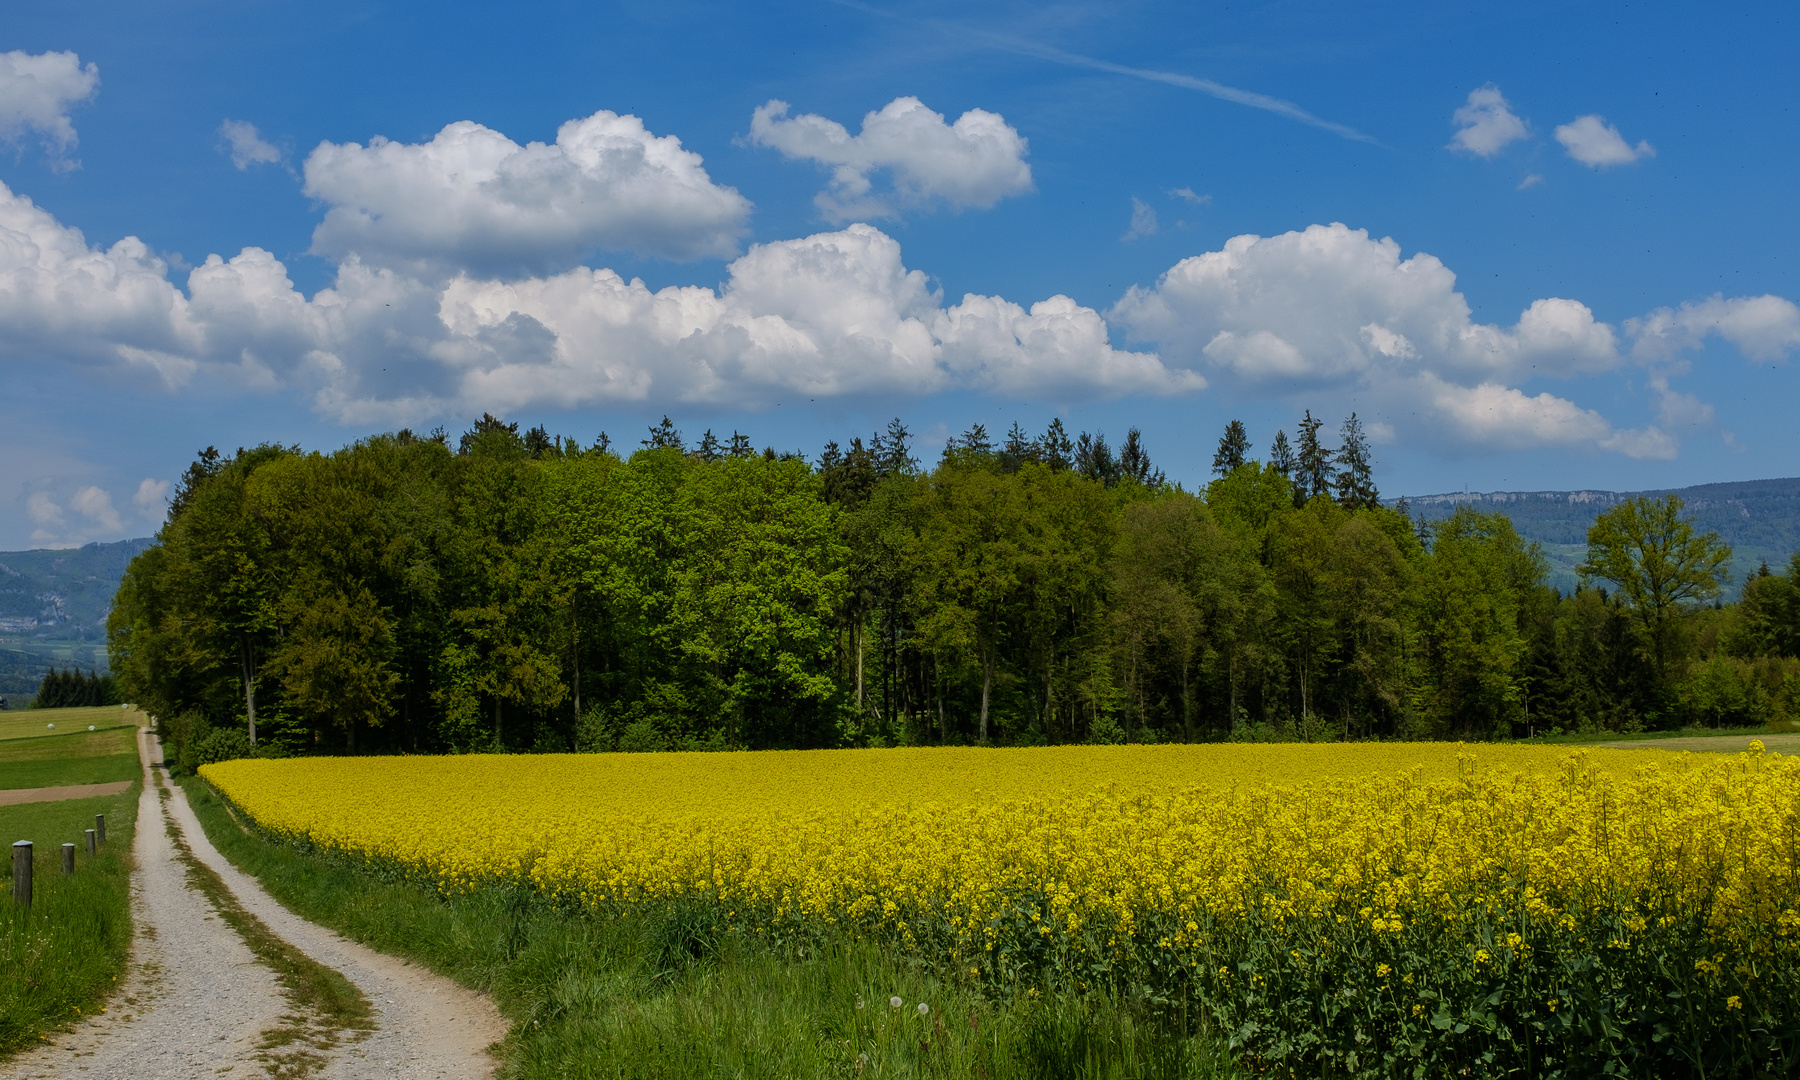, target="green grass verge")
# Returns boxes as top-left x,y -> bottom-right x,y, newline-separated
0,707 -> 144,742
0,784 -> 139,1058
0,726 -> 140,789
181,777 -> 1244,1080
1518,724 -> 1795,747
